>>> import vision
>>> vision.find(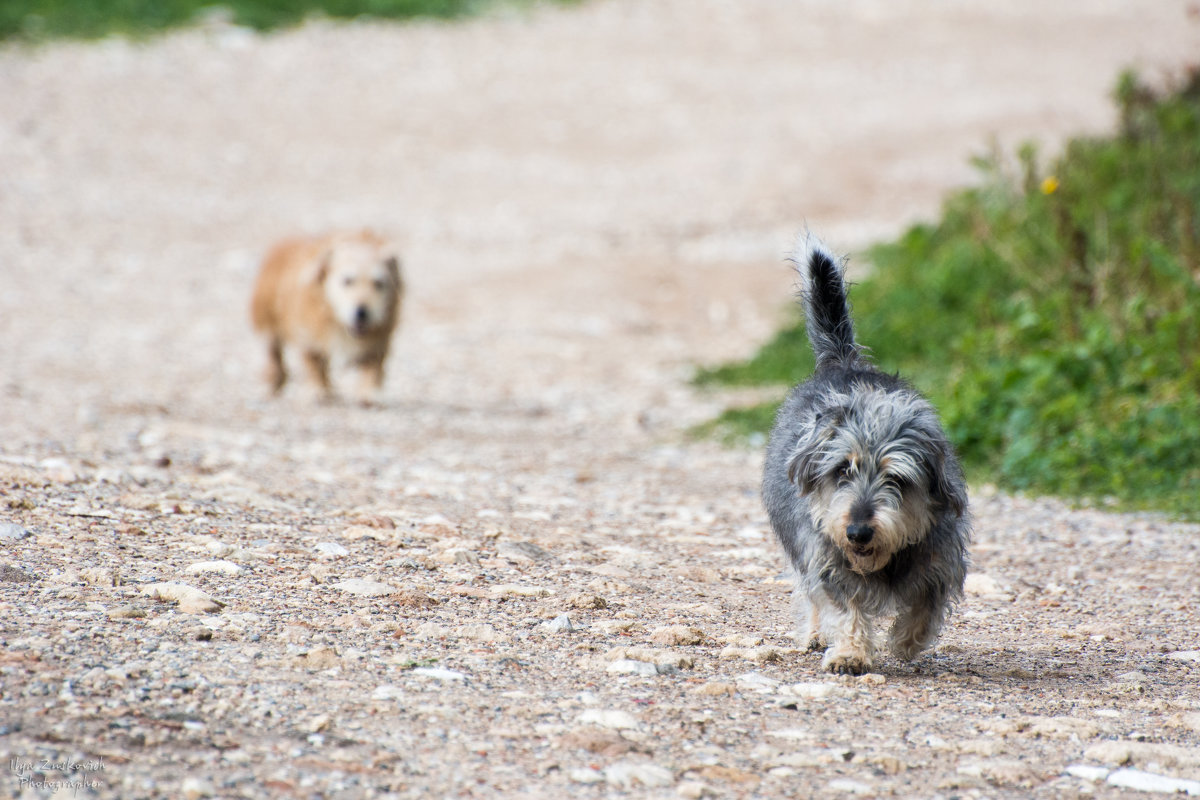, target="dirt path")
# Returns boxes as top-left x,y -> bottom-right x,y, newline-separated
2,1 -> 1200,797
